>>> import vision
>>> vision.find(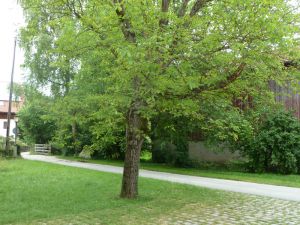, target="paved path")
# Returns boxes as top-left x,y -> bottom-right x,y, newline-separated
21,152 -> 300,202
20,193 -> 300,225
